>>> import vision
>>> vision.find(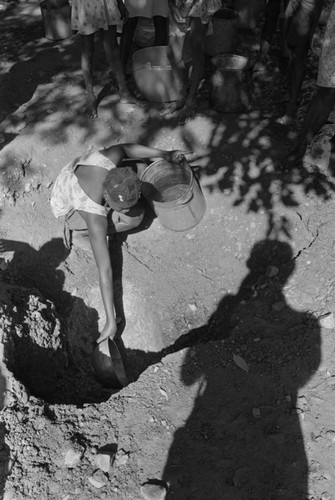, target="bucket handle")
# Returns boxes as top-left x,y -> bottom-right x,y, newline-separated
132,62 -> 172,72
177,190 -> 193,205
